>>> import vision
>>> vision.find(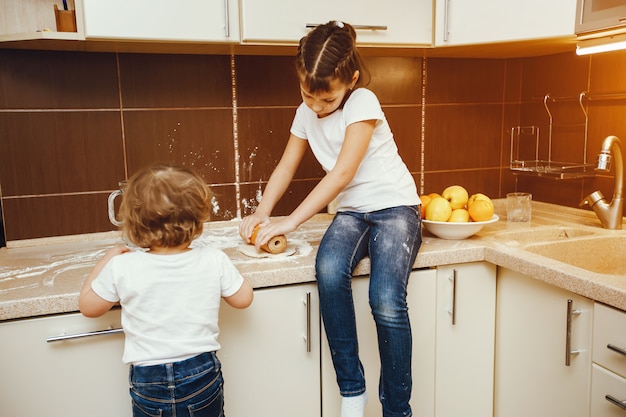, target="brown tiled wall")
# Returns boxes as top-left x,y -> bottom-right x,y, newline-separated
1,48 -> 626,243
